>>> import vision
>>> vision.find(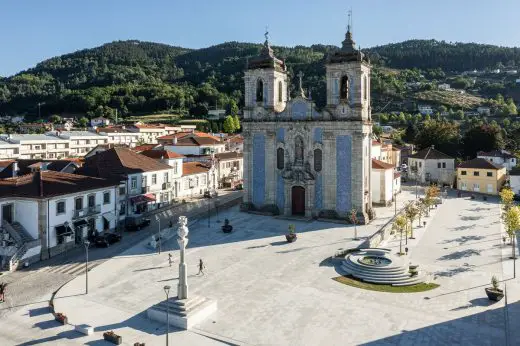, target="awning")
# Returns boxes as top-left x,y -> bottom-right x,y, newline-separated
131,194 -> 156,204
73,219 -> 88,228
55,225 -> 73,236
102,212 -> 117,223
